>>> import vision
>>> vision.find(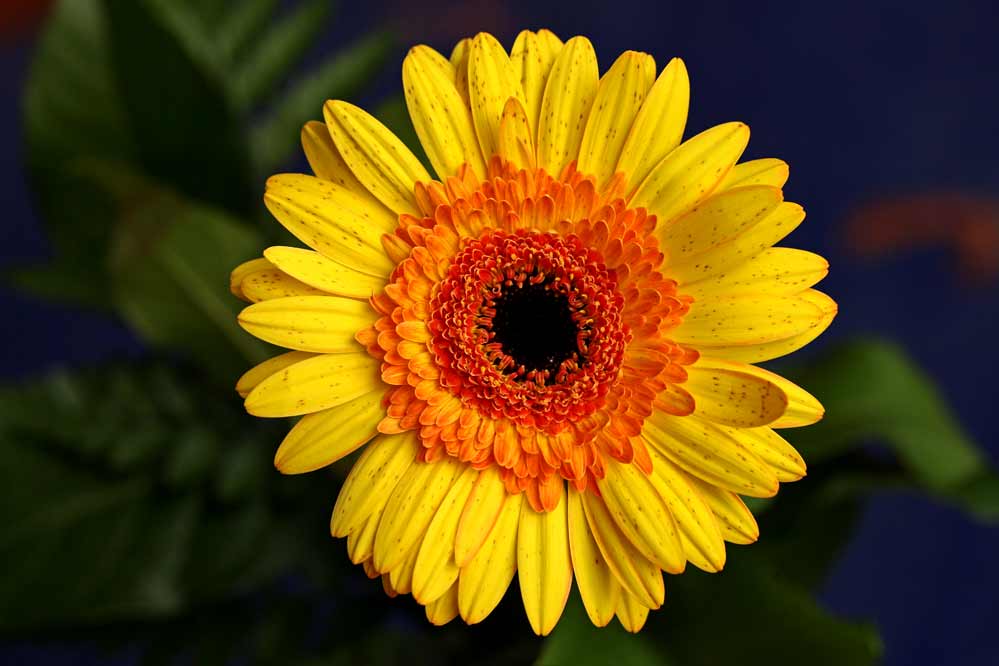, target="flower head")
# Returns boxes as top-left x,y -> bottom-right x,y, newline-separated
232,30 -> 836,634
